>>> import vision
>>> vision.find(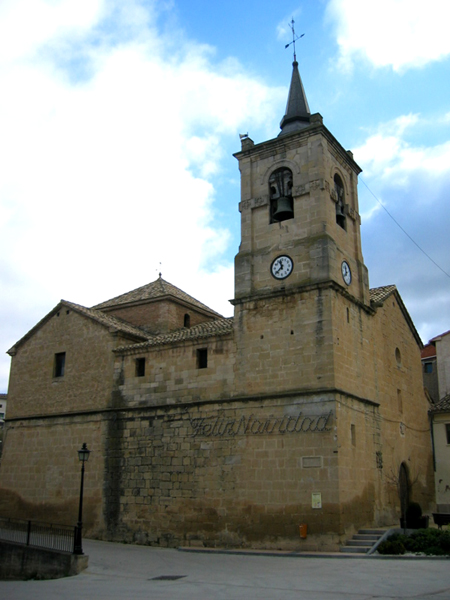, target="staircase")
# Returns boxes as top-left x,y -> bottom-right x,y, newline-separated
340,529 -> 386,554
